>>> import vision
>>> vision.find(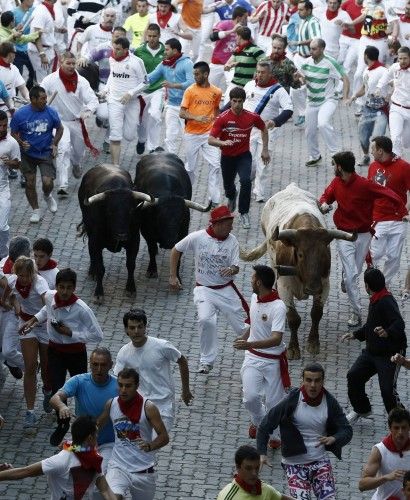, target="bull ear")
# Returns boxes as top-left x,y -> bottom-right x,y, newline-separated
275,265 -> 298,276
